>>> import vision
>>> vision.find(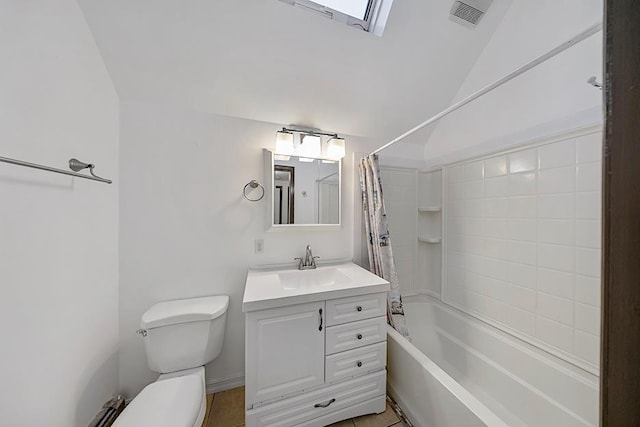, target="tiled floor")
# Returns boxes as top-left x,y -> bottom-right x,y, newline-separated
202,387 -> 409,427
